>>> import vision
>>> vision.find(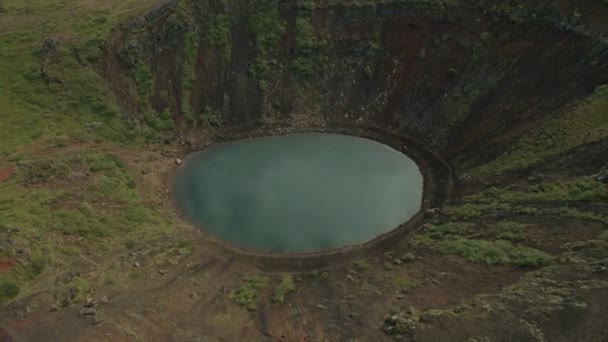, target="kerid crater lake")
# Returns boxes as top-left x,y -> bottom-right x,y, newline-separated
173,133 -> 423,252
